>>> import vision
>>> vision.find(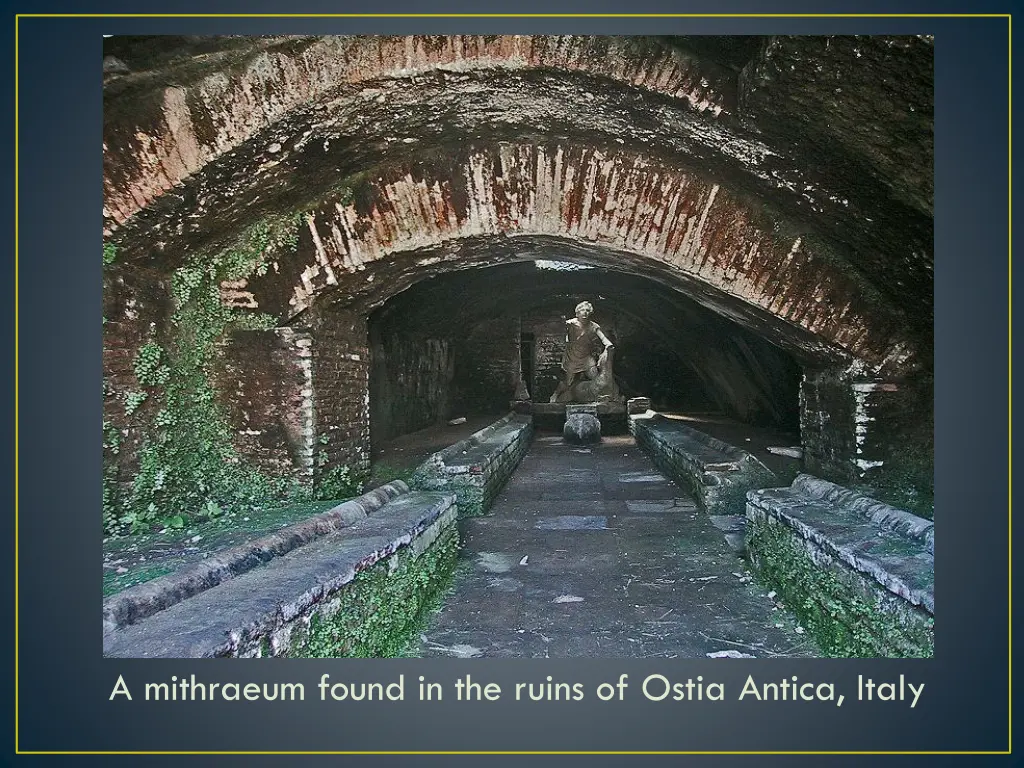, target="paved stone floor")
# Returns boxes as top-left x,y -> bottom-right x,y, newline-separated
417,433 -> 820,658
